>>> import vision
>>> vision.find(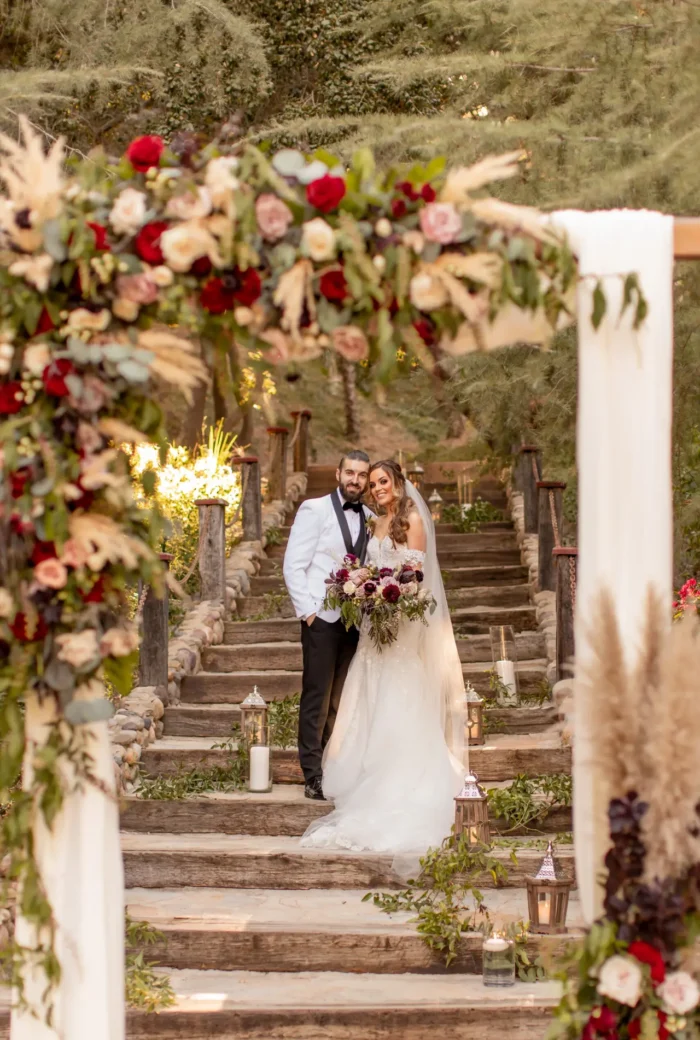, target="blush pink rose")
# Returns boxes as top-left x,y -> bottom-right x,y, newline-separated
255,194 -> 293,242
115,272 -> 159,305
34,557 -> 68,589
419,202 -> 462,245
61,538 -> 90,569
260,329 -> 290,365
332,325 -> 369,363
